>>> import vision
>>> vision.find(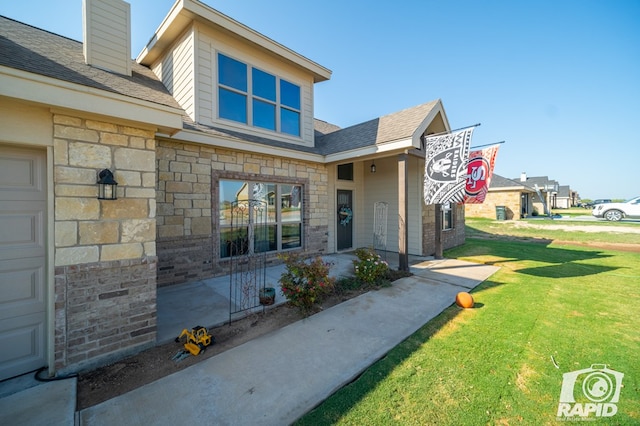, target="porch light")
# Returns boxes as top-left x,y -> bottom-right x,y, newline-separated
97,169 -> 118,200
370,160 -> 376,174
